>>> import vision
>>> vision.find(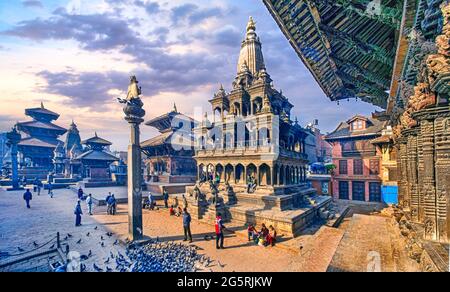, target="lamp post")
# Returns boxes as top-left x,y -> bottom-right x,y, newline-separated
118,76 -> 146,242
6,126 -> 23,191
